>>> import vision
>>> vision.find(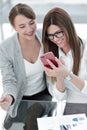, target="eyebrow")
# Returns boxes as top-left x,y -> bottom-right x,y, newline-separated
55,30 -> 63,33
18,19 -> 34,27
48,30 -> 63,35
